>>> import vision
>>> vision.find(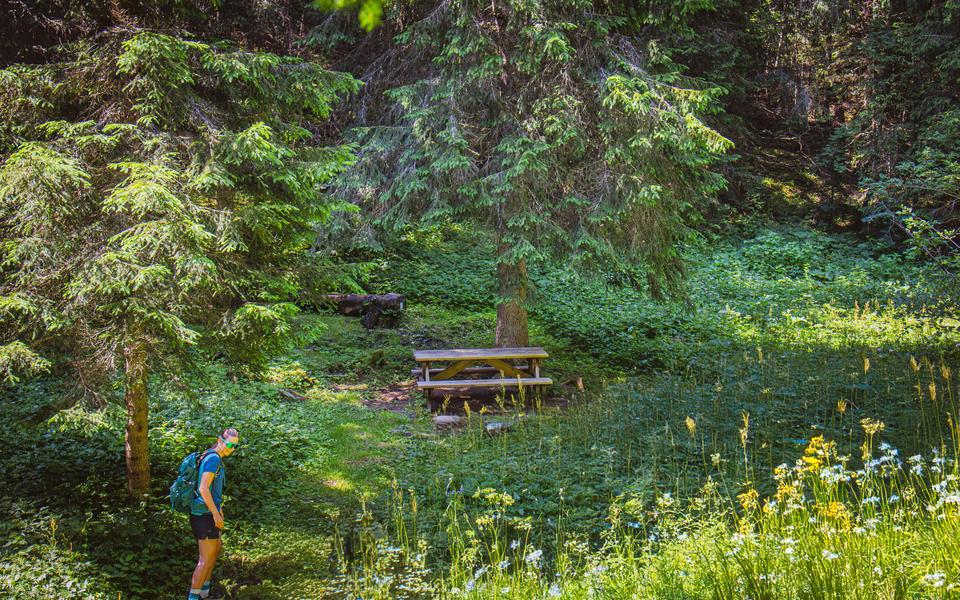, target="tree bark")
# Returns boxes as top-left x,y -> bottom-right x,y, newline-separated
123,336 -> 150,499
495,255 -> 529,348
